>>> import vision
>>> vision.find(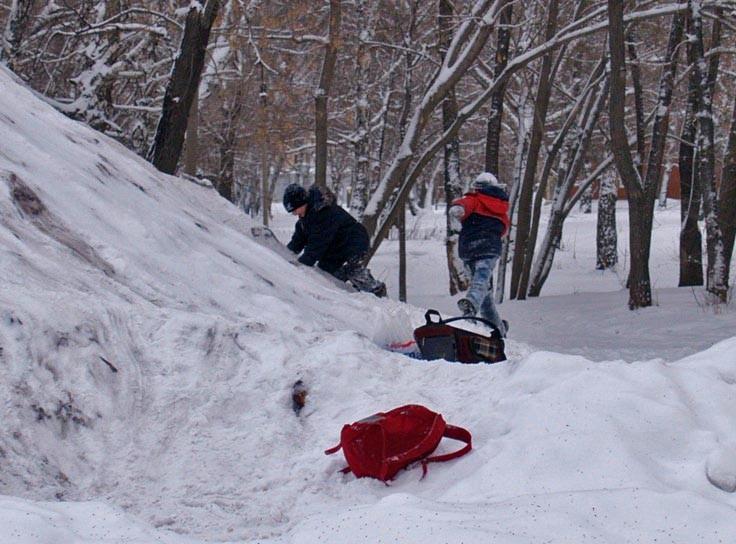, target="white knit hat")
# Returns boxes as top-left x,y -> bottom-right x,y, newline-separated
472,172 -> 505,190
